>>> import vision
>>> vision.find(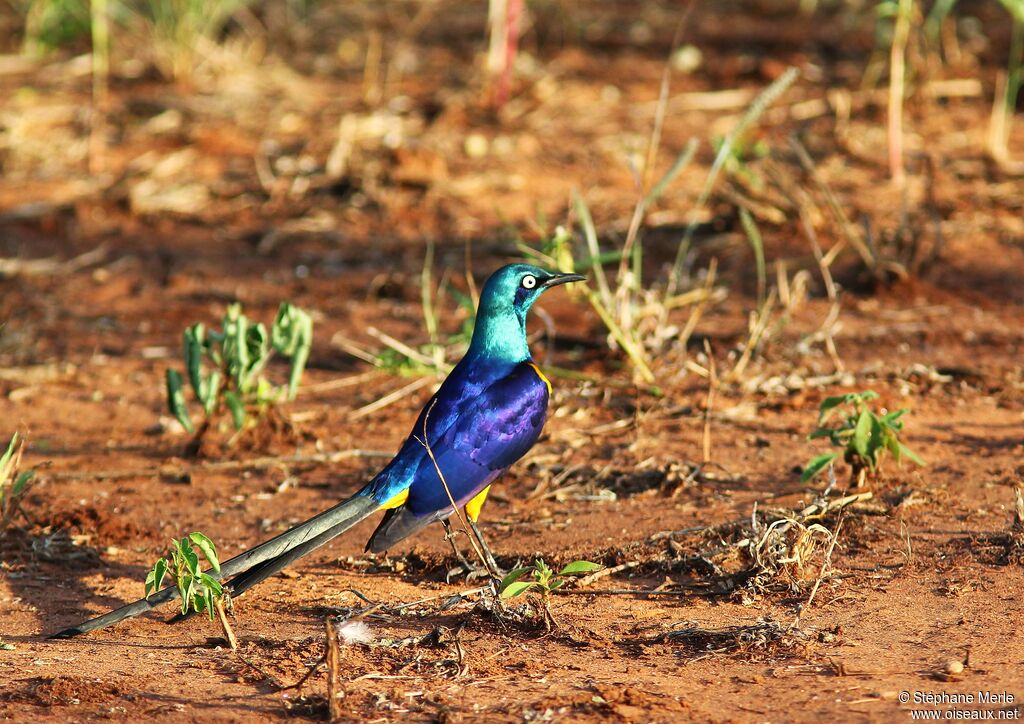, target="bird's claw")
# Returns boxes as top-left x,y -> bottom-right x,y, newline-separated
446,563 -> 491,583
445,561 -> 506,584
